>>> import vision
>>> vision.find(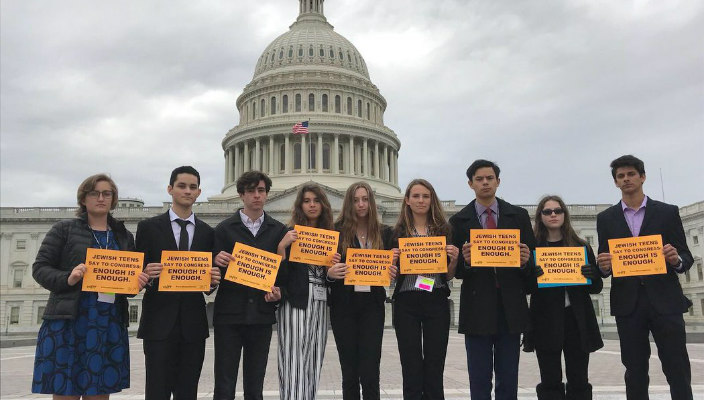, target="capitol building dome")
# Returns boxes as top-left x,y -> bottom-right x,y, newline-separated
213,0 -> 401,200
